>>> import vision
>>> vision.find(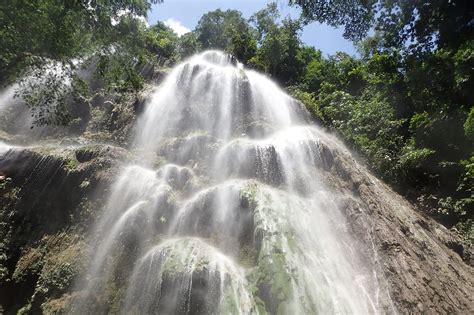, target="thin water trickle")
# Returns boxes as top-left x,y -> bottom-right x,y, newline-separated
74,51 -> 393,314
